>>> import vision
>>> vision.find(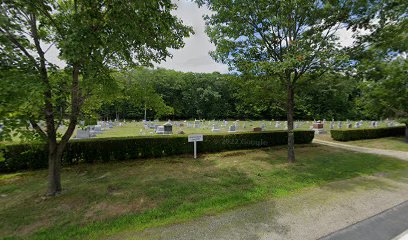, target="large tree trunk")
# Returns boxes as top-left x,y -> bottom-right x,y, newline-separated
405,123 -> 408,143
47,66 -> 81,195
47,142 -> 62,195
287,83 -> 295,163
